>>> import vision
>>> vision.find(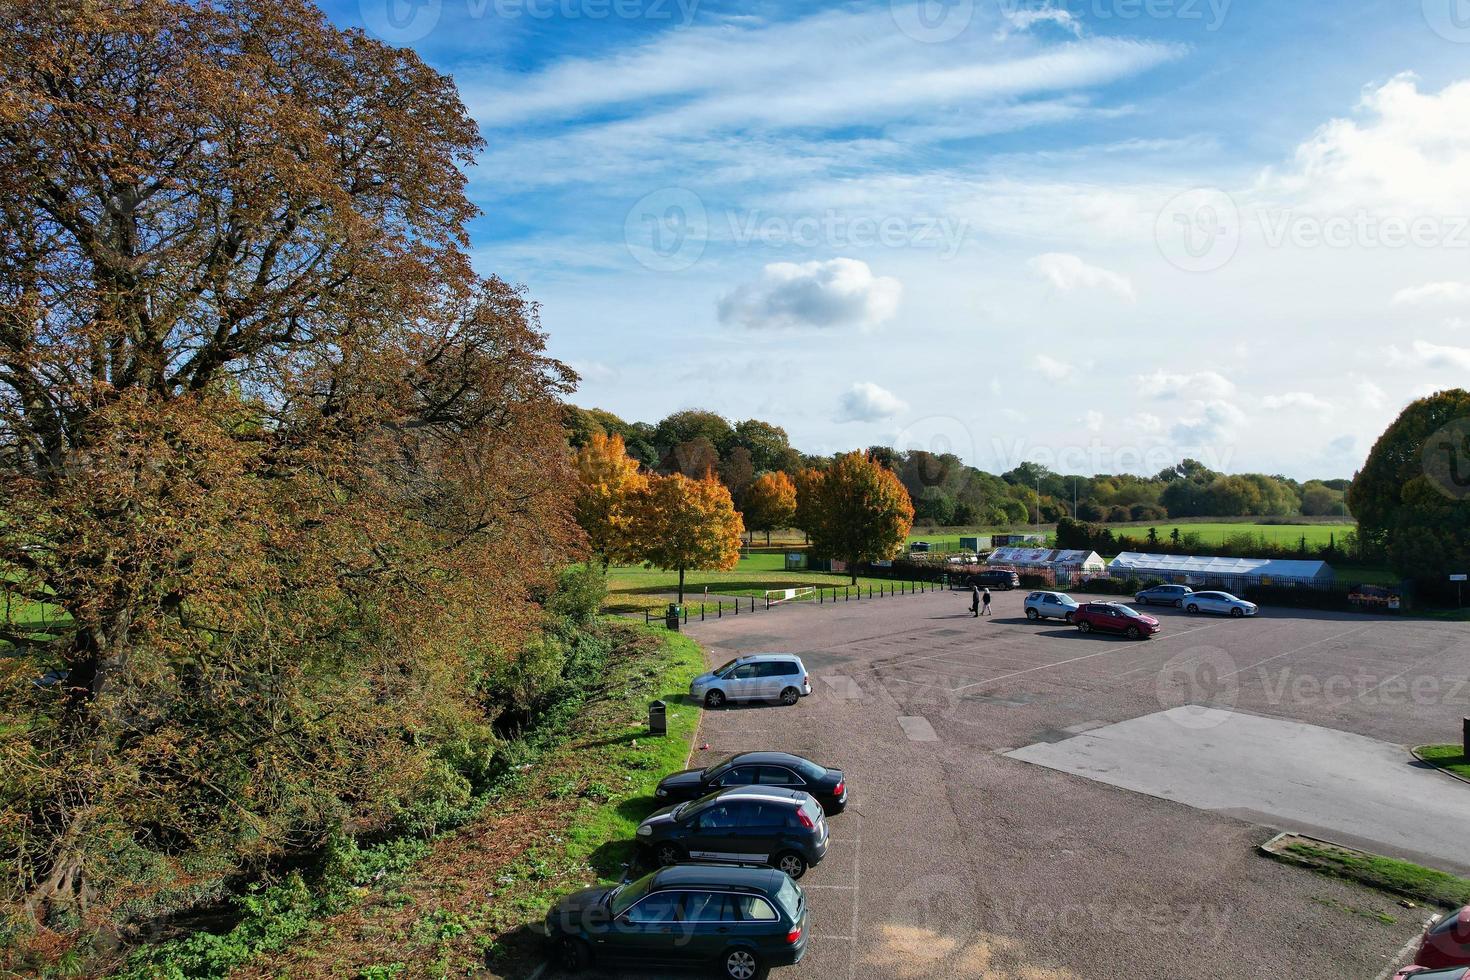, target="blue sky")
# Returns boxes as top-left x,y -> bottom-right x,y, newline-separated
325,0 -> 1470,479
